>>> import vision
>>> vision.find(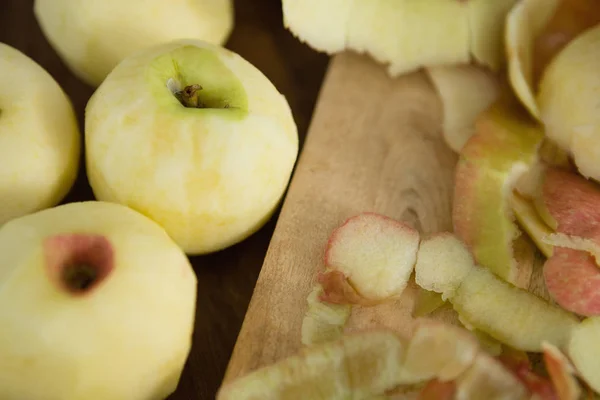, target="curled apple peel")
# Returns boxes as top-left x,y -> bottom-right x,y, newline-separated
505,0 -> 560,120
283,0 -> 520,78
415,233 -> 579,352
425,64 -> 500,153
568,317 -> 600,394
453,96 -> 544,287
320,213 -> 420,305
217,320 -> 531,400
543,342 -> 582,400
301,284 -> 352,346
